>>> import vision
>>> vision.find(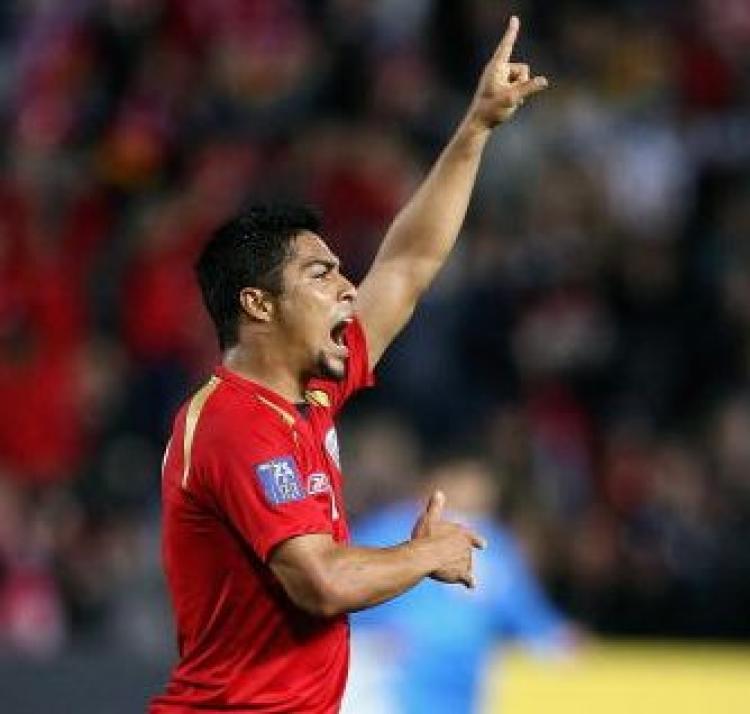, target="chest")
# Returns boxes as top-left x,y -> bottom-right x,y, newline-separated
292,409 -> 349,540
